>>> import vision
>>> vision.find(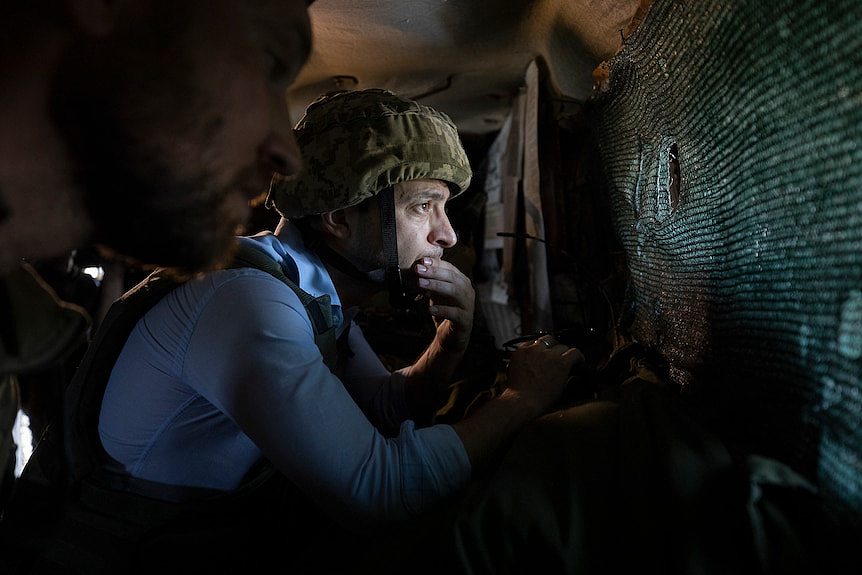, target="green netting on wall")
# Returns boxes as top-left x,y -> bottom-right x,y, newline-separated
591,0 -> 861,522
